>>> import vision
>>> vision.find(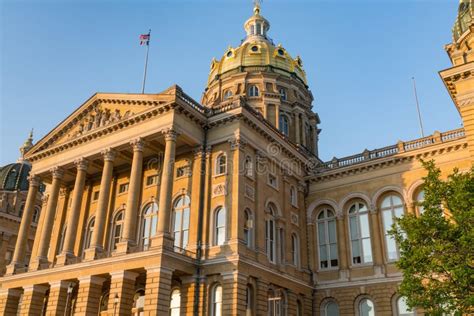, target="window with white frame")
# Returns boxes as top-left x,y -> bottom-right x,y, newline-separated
215,154 -> 227,176
248,85 -> 259,97
416,190 -> 425,215
211,284 -> 223,316
244,209 -> 254,248
290,186 -> 297,207
349,202 -> 372,265
322,300 -> 339,316
268,174 -> 278,189
169,289 -> 181,316
265,204 -> 277,263
267,290 -> 283,316
245,156 -> 254,178
110,211 -> 124,251
317,209 -> 338,269
279,87 -> 287,101
146,175 -> 158,186
141,202 -> 159,250
223,89 -> 233,100
214,207 -> 226,246
279,114 -> 290,137
119,183 -> 129,194
359,298 -> 375,316
173,195 -> 190,249
291,233 -> 300,267
83,217 -> 95,254
381,195 -> 404,261
396,297 -> 414,316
